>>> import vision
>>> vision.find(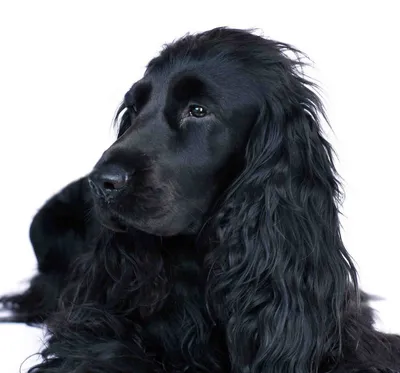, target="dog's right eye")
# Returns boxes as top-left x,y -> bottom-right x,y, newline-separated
188,104 -> 207,118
